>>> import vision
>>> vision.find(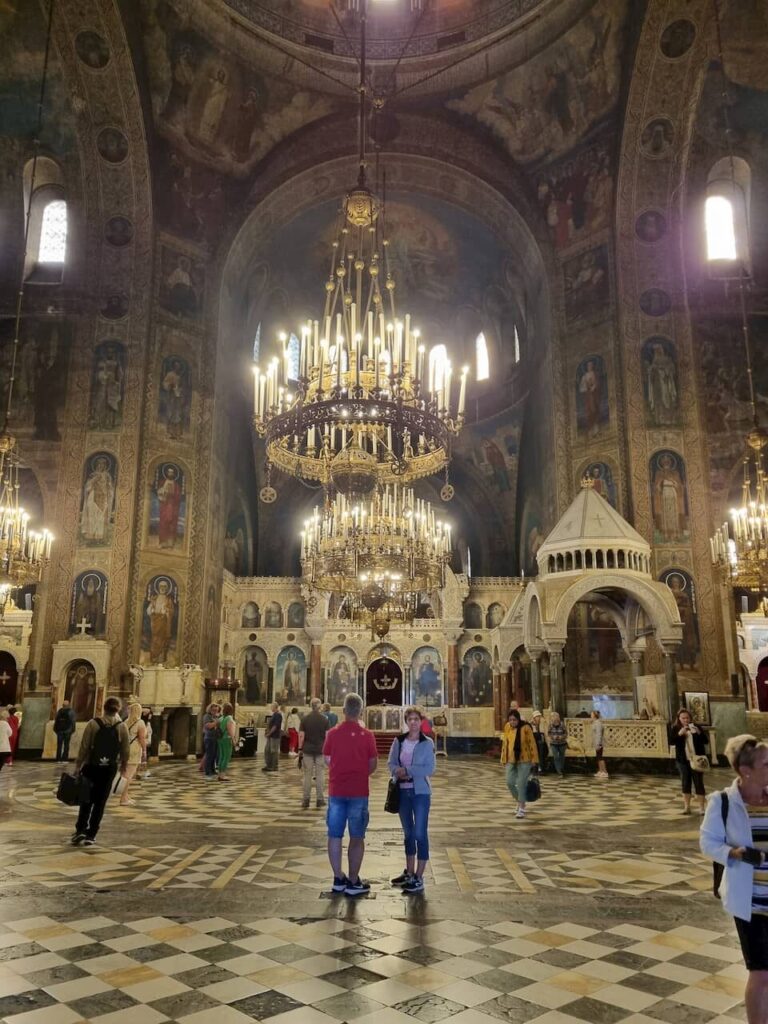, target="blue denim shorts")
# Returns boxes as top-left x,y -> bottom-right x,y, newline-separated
326,796 -> 370,839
